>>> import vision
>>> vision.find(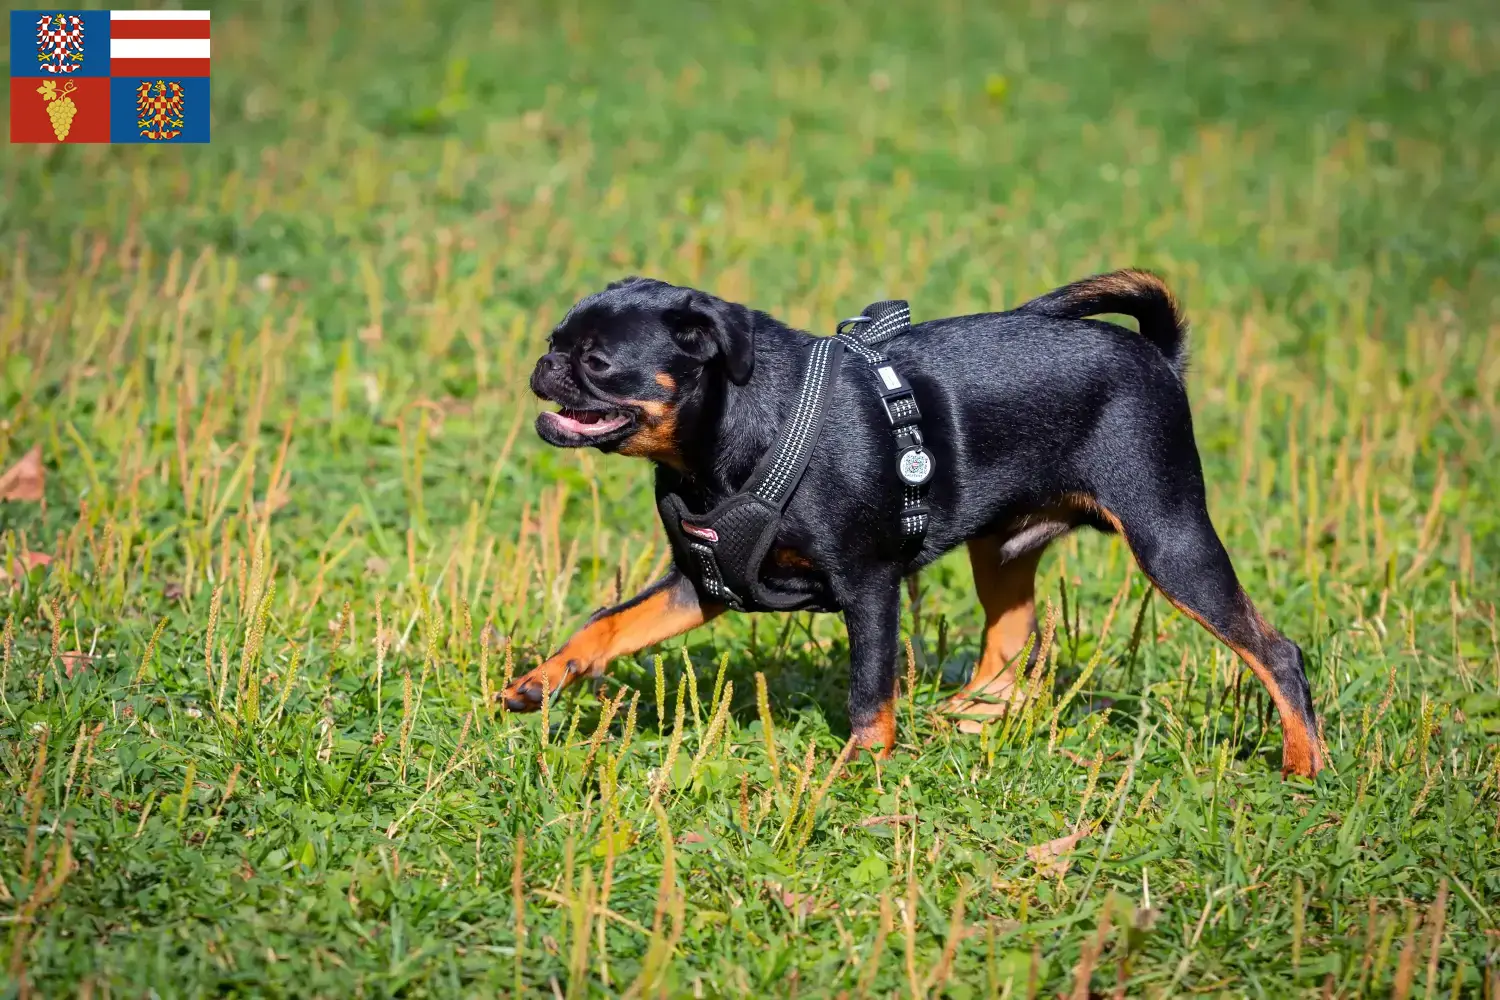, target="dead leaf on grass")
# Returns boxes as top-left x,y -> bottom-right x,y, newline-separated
1,551 -> 52,588
1025,824 -> 1093,879
0,446 -> 44,502
61,651 -> 93,679
768,882 -> 840,919
1060,749 -> 1126,767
